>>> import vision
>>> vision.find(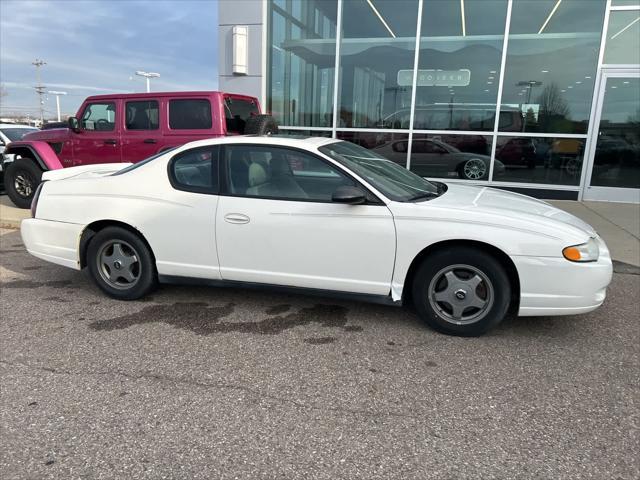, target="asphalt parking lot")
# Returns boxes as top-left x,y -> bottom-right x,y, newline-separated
1,227 -> 639,479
